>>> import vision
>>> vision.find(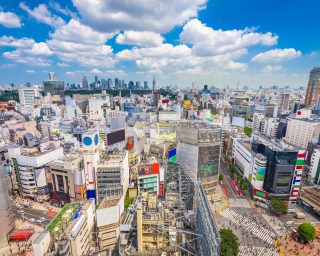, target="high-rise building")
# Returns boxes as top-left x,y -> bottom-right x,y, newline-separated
18,87 -> 40,106
284,109 -> 320,149
82,75 -> 88,89
43,73 -> 65,97
176,121 -> 222,188
144,81 -> 148,89
278,92 -> 290,111
305,67 -> 320,106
